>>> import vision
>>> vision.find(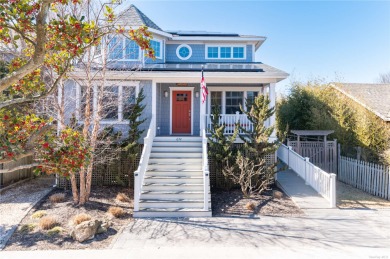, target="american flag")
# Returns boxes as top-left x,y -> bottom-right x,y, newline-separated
201,67 -> 208,104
